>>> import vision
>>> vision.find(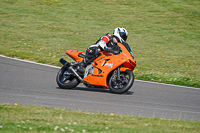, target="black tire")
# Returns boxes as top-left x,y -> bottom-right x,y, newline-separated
108,70 -> 134,94
56,66 -> 80,89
